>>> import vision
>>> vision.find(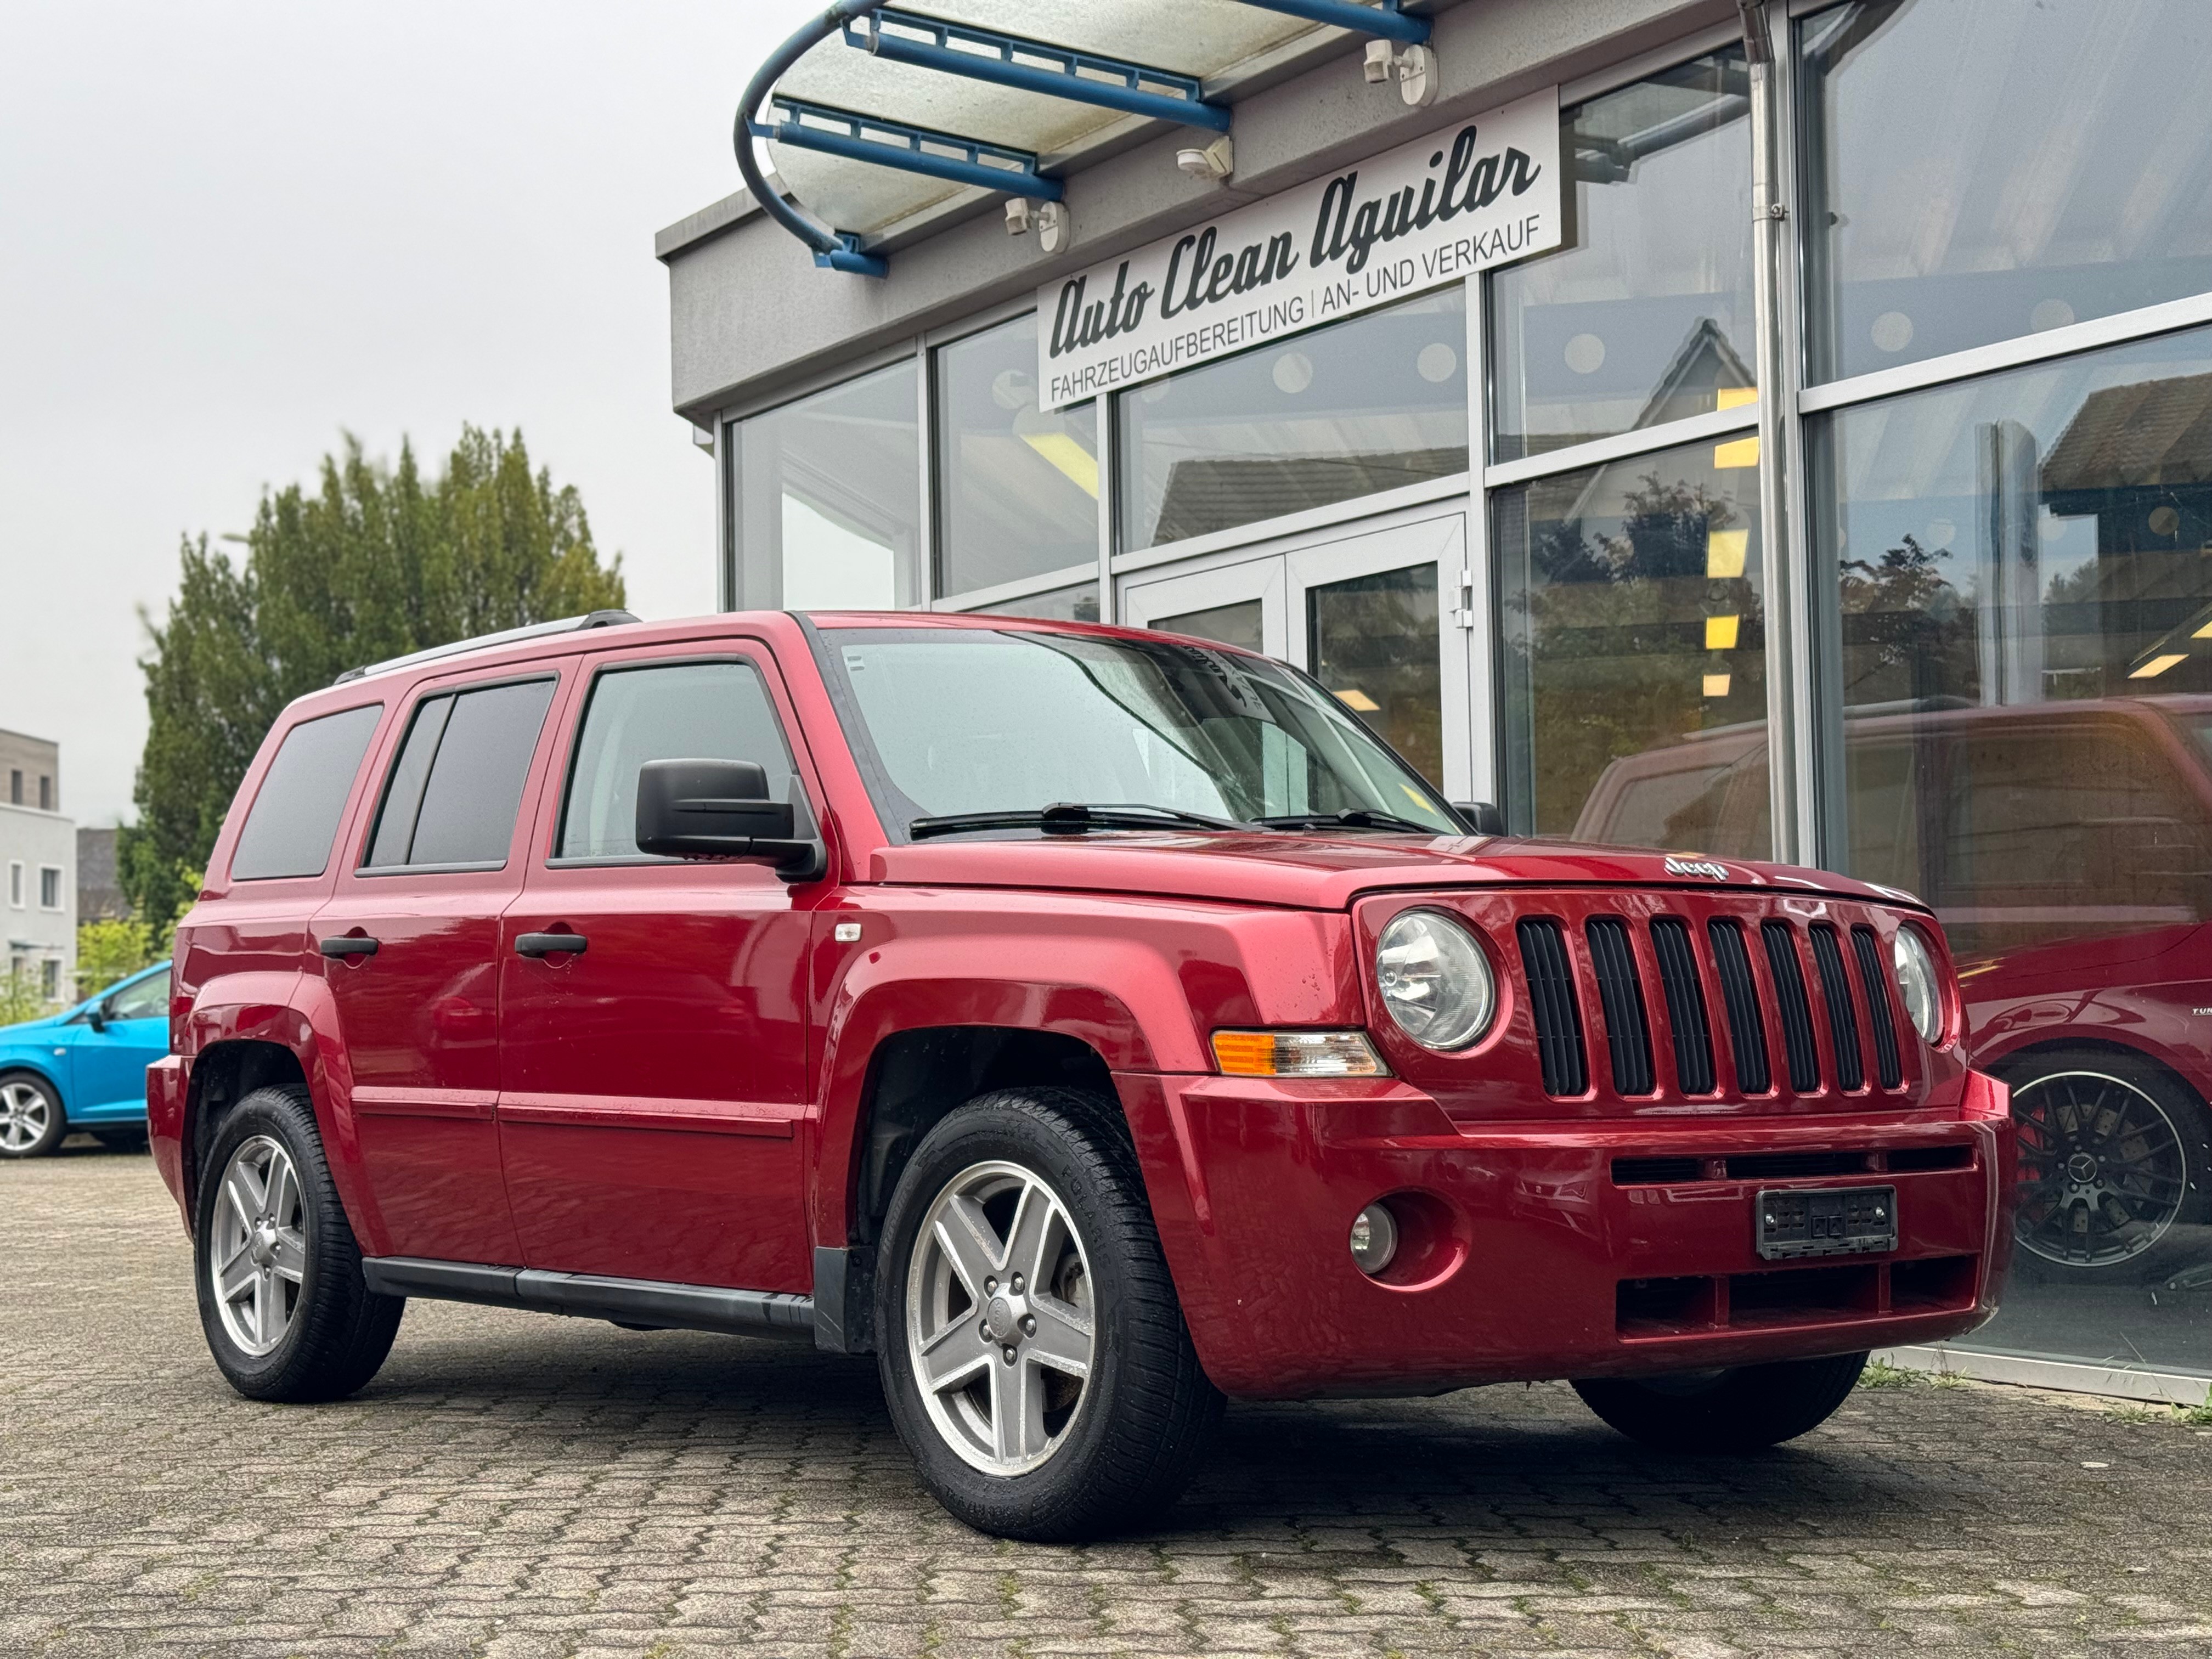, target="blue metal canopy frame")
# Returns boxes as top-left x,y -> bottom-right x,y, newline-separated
733,1 -> 1434,277
760,95 -> 1065,202
847,8 -> 1231,133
